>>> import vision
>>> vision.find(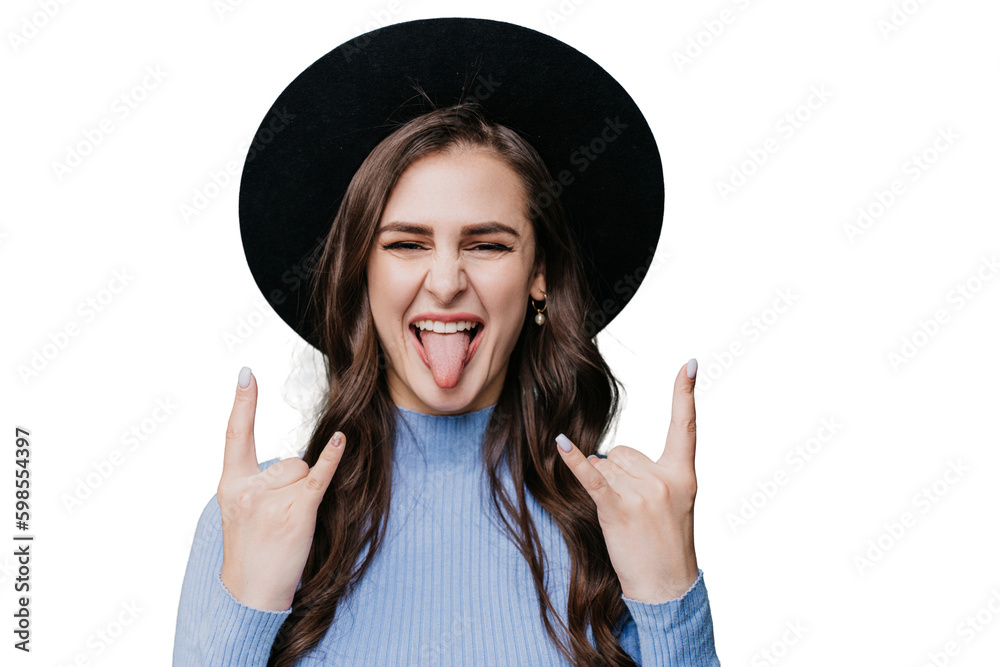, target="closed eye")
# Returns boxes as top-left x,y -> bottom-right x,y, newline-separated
472,243 -> 513,252
381,242 -> 513,252
382,241 -> 425,251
